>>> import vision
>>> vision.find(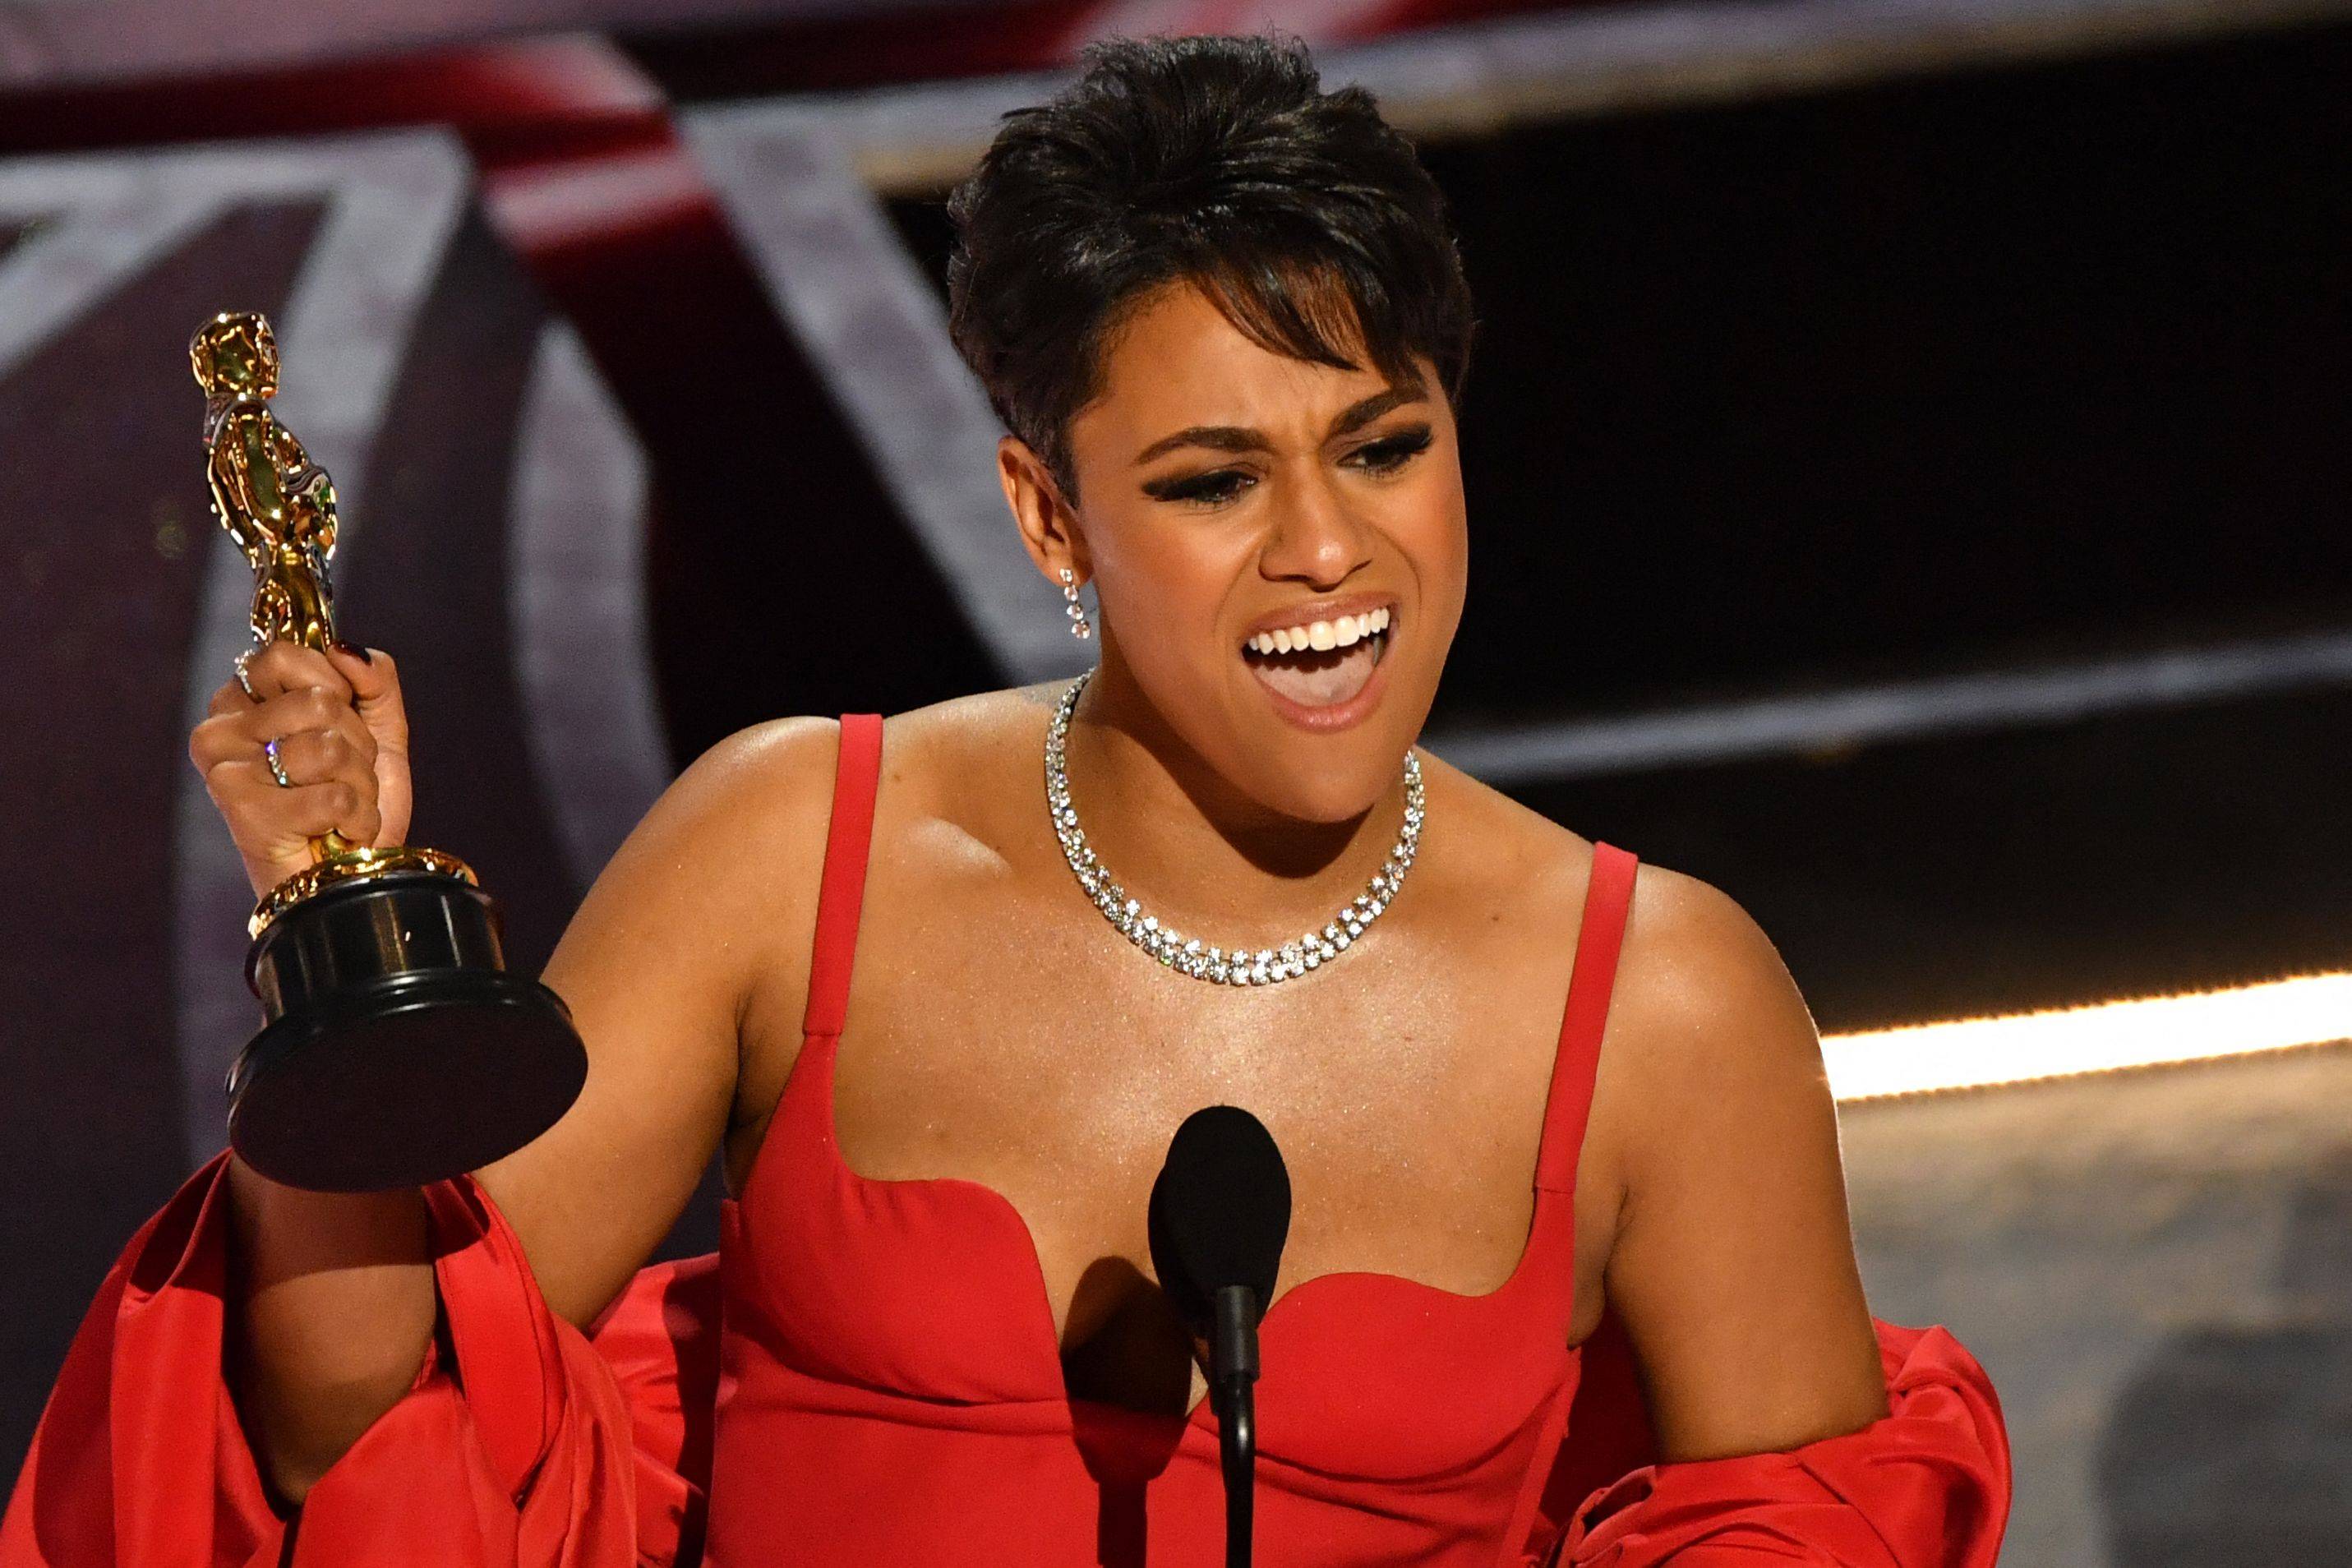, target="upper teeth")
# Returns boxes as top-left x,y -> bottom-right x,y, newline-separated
1247,606 -> 1390,655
